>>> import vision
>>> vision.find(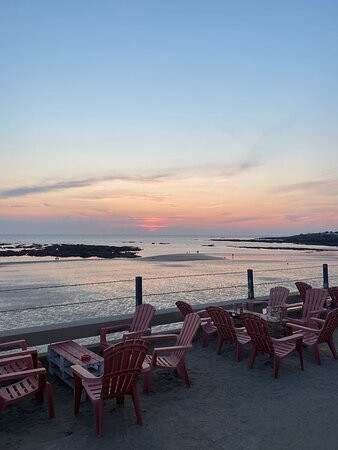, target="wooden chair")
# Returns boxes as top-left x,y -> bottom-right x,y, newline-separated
0,354 -> 54,418
72,339 -> 149,436
286,288 -> 327,327
176,300 -> 216,347
241,313 -> 304,378
206,306 -> 251,361
0,339 -> 40,372
100,303 -> 155,351
143,313 -> 201,392
287,308 -> 338,364
295,282 -> 312,302
268,286 -> 290,318
328,286 -> 338,308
